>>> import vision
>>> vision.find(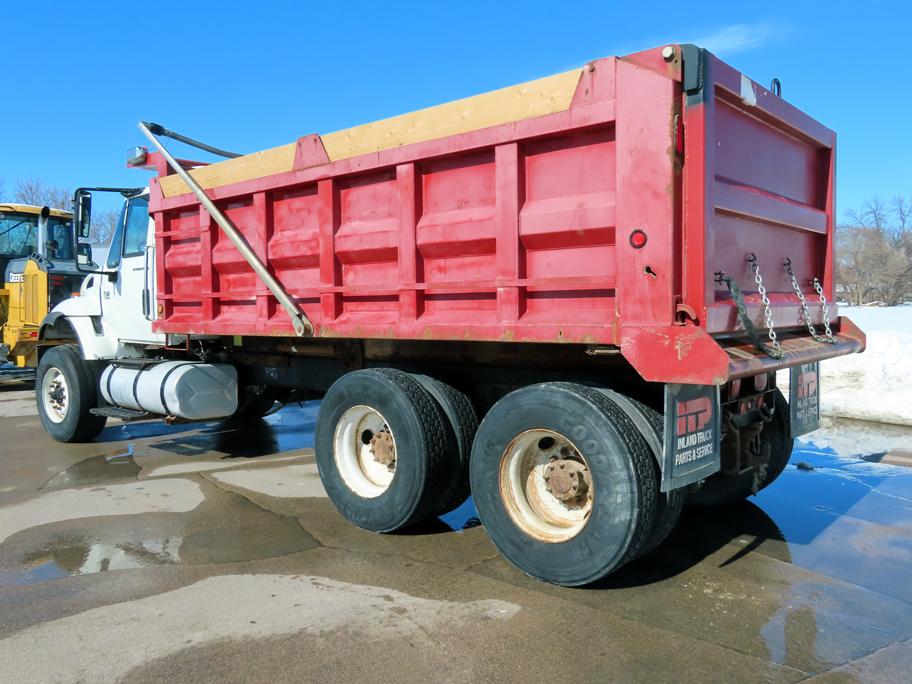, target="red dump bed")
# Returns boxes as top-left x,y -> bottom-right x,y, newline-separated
148,45 -> 864,385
